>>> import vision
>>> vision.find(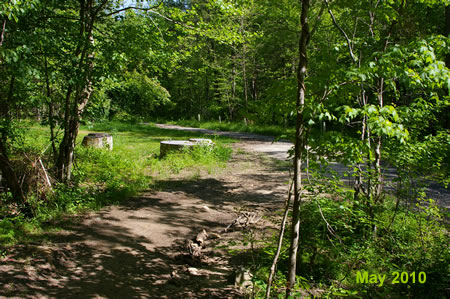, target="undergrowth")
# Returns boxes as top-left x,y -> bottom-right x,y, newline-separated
237,197 -> 448,298
232,167 -> 448,299
0,121 -> 232,245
